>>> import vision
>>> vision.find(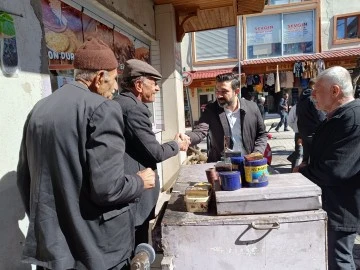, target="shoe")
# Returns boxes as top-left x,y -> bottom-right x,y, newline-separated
284,129 -> 290,131
275,128 -> 279,132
